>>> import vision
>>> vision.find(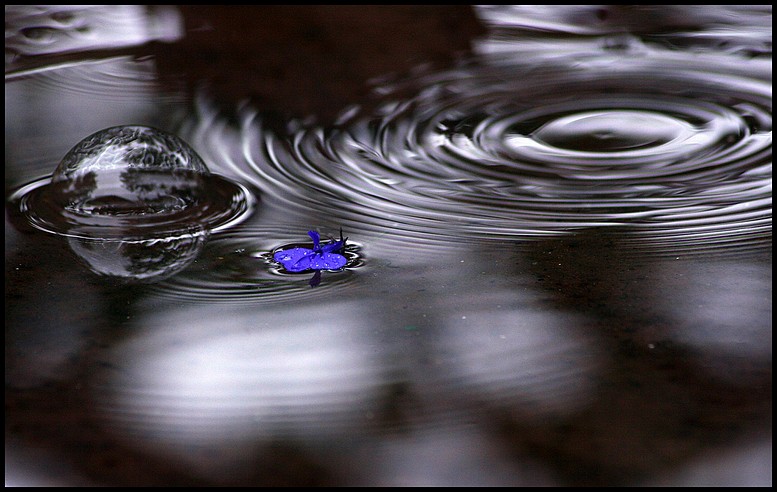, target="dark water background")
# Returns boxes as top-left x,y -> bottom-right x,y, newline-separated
5,6 -> 771,486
